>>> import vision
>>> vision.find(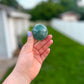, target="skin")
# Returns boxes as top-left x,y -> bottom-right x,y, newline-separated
3,31 -> 53,84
